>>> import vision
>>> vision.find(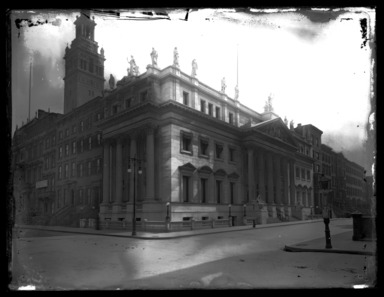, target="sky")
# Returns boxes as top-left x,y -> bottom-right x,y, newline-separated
10,8 -> 375,173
